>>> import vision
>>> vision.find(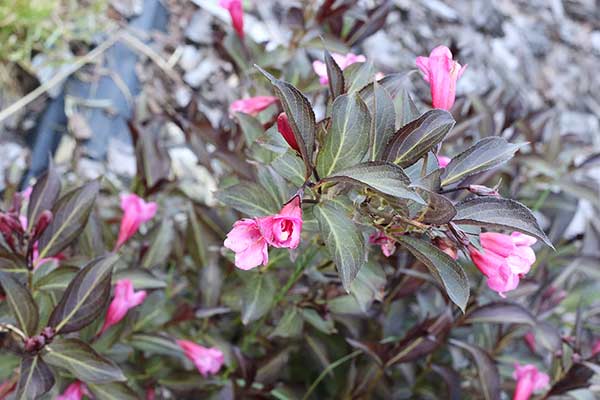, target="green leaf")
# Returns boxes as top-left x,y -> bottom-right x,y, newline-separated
314,201 -> 365,292
464,302 -> 536,325
449,339 -> 500,400
271,307 -> 304,338
129,333 -> 184,358
257,165 -> 289,206
343,62 -> 375,93
394,236 -> 469,311
37,179 -> 100,258
301,308 -> 336,334
44,338 -> 126,383
323,162 -> 424,204
15,356 -> 54,400
350,261 -> 386,312
382,109 -> 455,167
441,137 -> 521,186
216,181 -> 280,217
186,204 -> 209,268
359,72 -> 412,104
0,271 -> 39,336
316,93 -> 371,177
27,160 -> 61,231
324,49 -> 344,99
113,269 -> 166,289
33,266 -> 78,292
415,188 -> 457,225
453,197 -> 553,248
256,66 -> 316,178
235,112 -> 264,146
48,254 -> 118,334
271,150 -> 306,187
87,382 -> 139,400
241,272 -> 277,325
394,88 -> 419,128
140,220 -> 174,269
365,82 -> 396,160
